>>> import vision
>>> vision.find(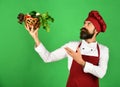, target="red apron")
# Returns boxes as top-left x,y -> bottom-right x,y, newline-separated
66,43 -> 100,87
